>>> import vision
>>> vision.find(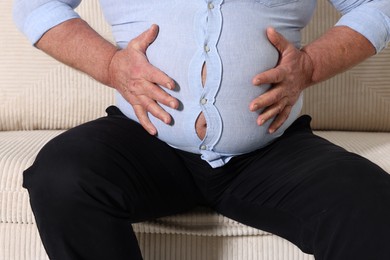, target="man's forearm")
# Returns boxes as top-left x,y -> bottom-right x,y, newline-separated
302,25 -> 376,87
36,18 -> 178,134
36,18 -> 117,87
